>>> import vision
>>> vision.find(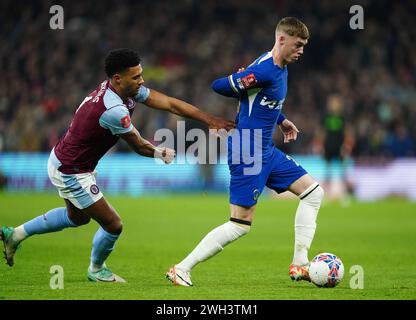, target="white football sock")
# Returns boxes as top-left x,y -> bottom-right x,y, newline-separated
12,225 -> 28,243
176,221 -> 250,272
292,183 -> 324,266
